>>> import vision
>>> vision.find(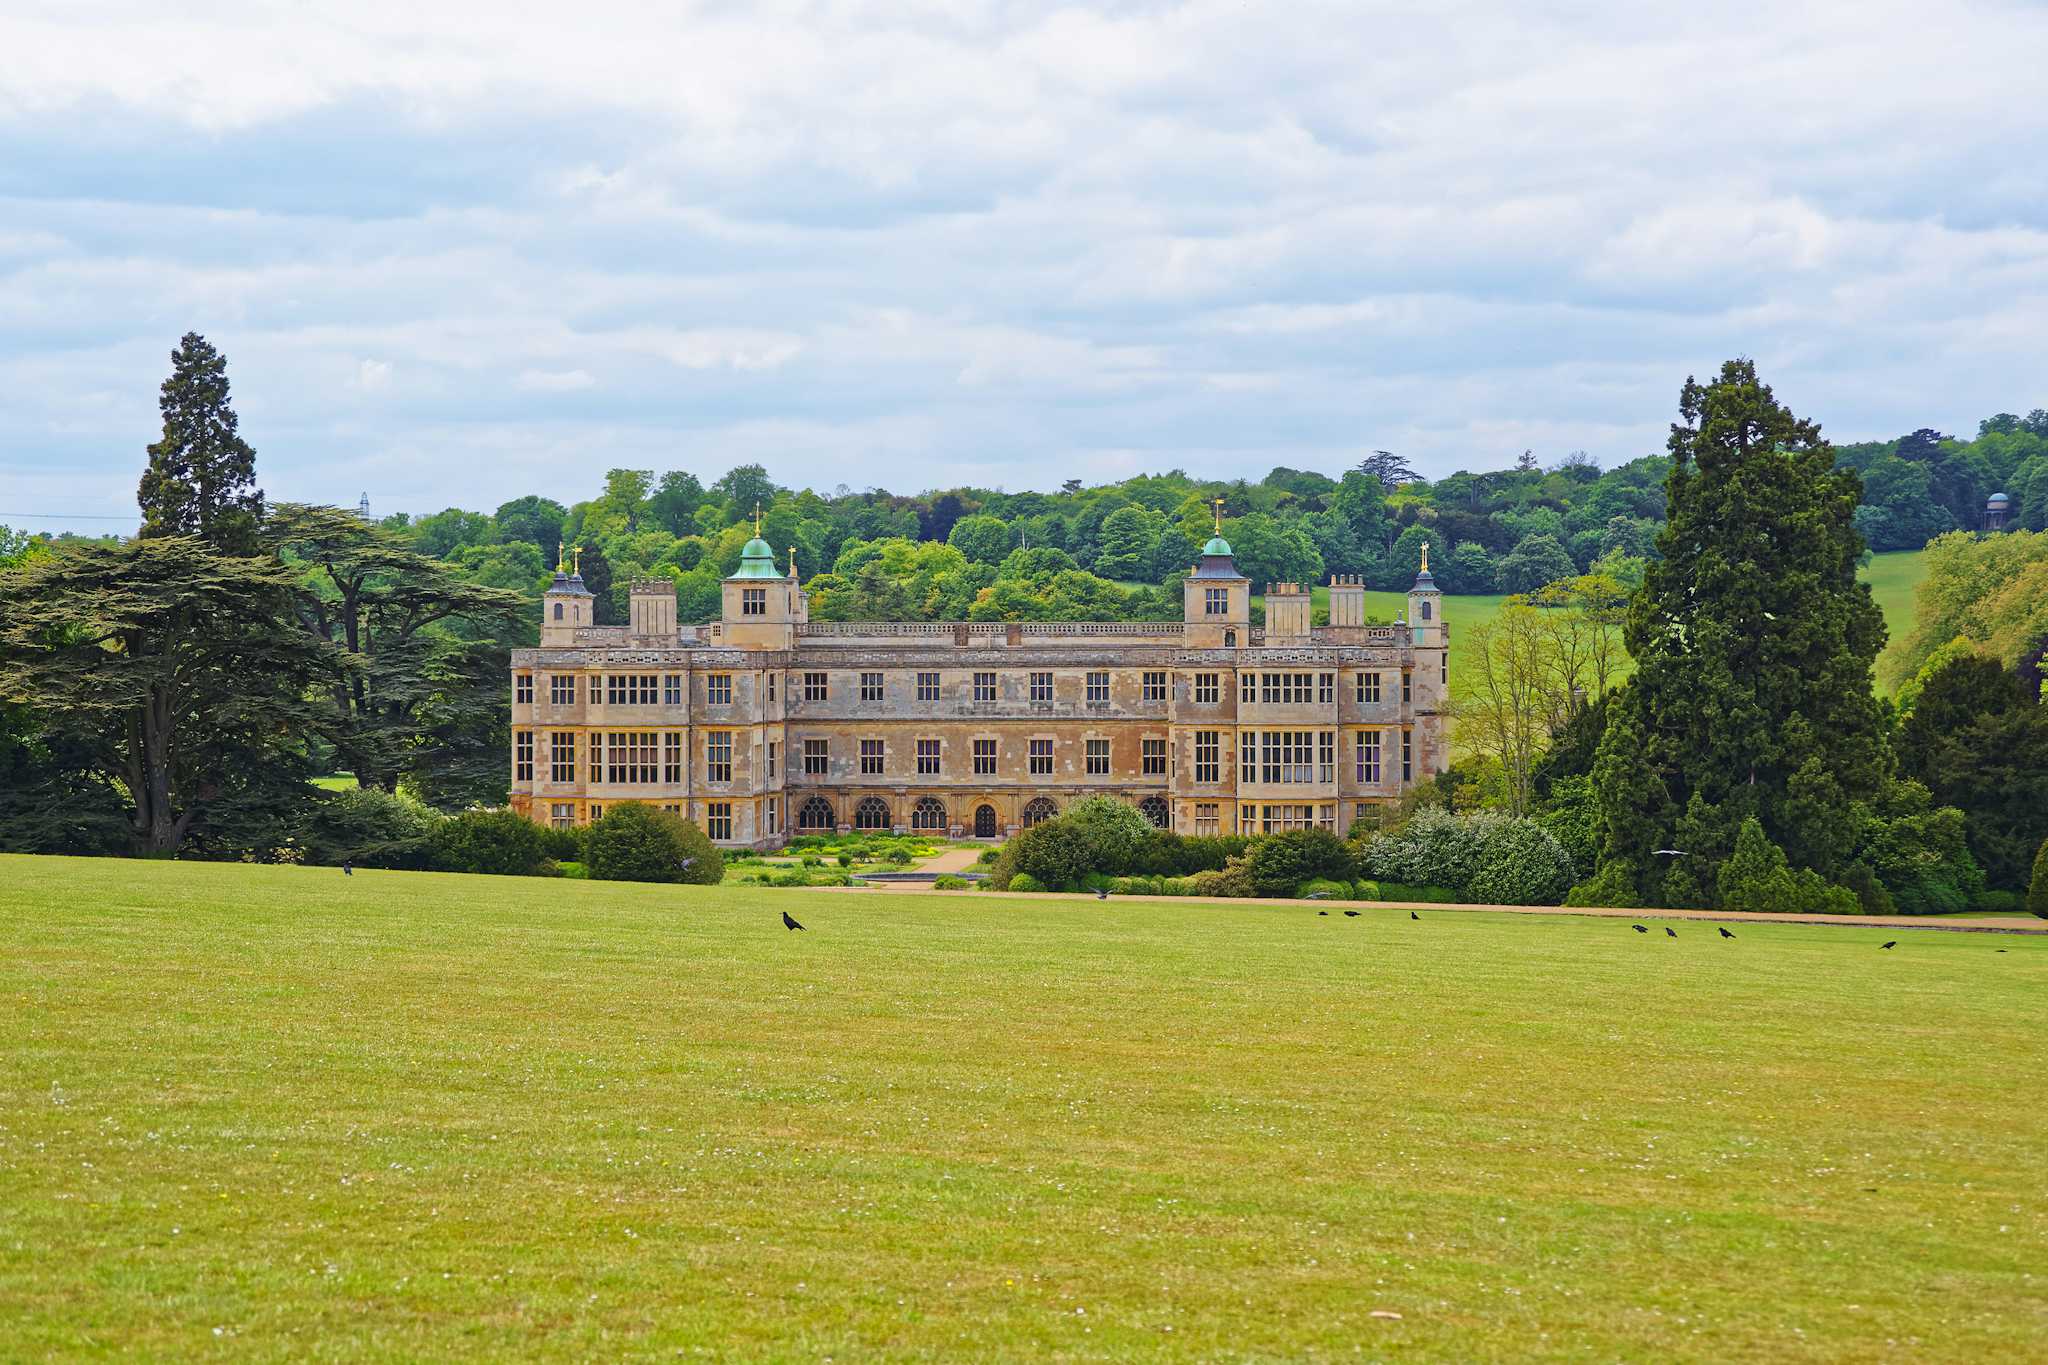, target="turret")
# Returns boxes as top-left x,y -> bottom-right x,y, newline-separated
720,510 -> 800,648
541,546 -> 594,647
1407,541 -> 1443,650
1182,498 -> 1249,649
